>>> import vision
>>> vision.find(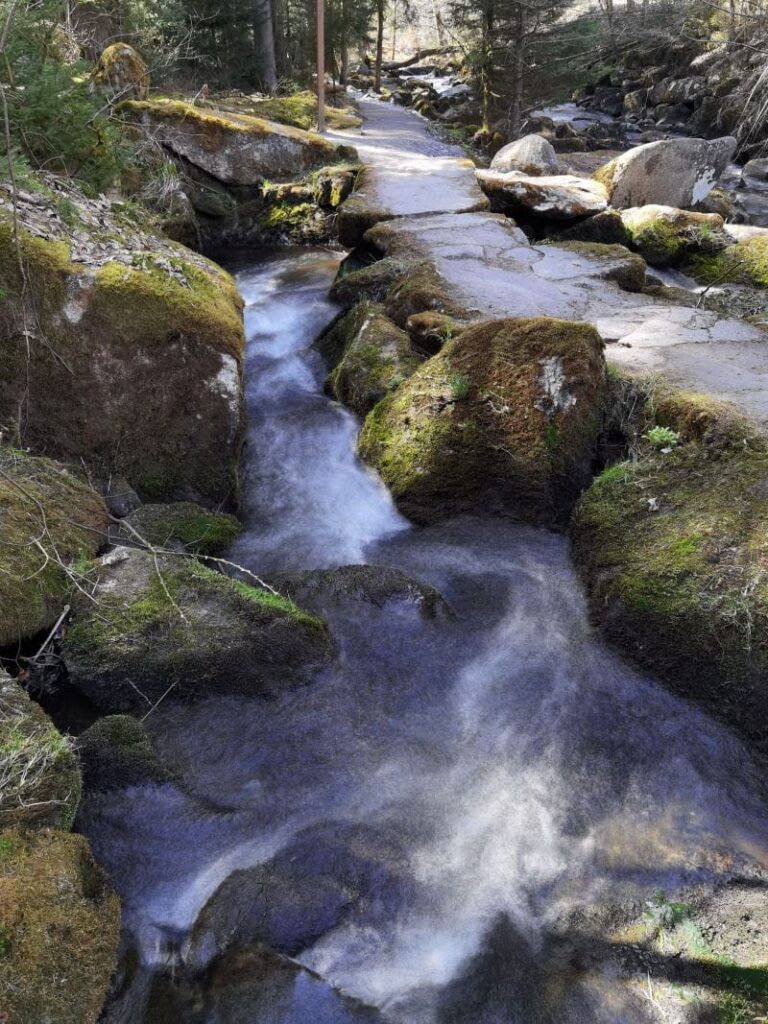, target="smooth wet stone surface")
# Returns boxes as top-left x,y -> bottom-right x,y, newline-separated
334,102 -> 768,423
